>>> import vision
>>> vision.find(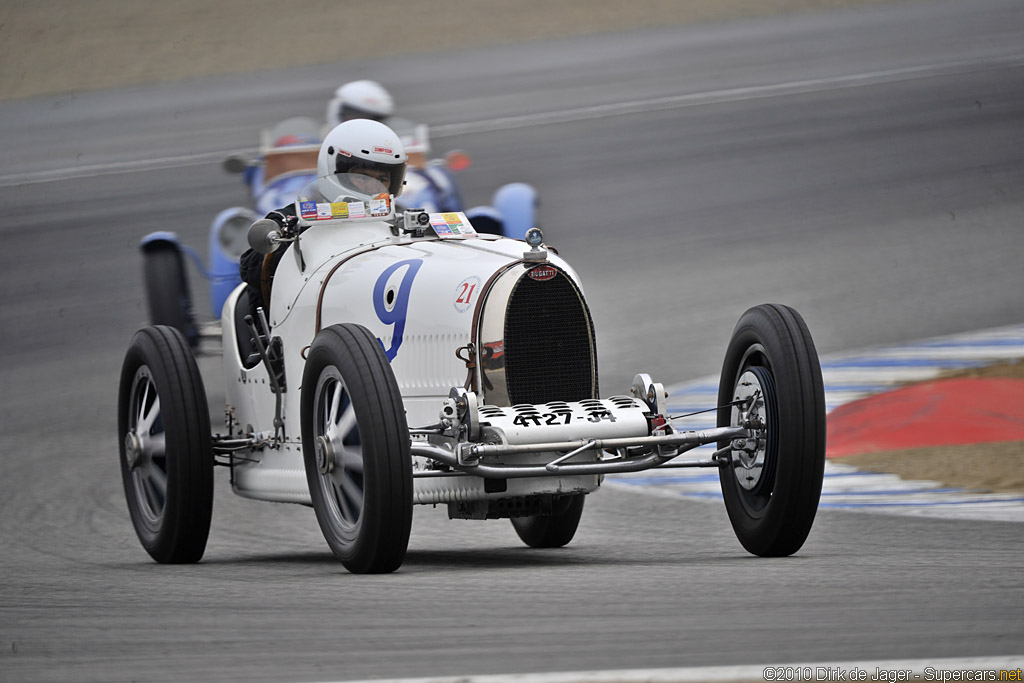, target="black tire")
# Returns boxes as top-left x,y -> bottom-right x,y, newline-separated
717,304 -> 825,557
142,245 -> 198,347
117,325 -> 213,563
510,494 -> 586,548
301,323 -> 413,574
